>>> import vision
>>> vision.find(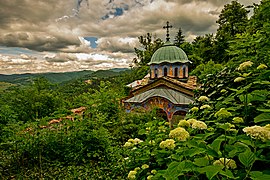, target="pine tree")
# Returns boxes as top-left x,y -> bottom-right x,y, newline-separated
174,28 -> 185,47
